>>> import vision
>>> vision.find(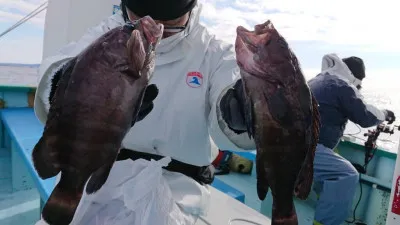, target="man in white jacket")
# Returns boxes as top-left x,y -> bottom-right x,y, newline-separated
34,0 -> 255,224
